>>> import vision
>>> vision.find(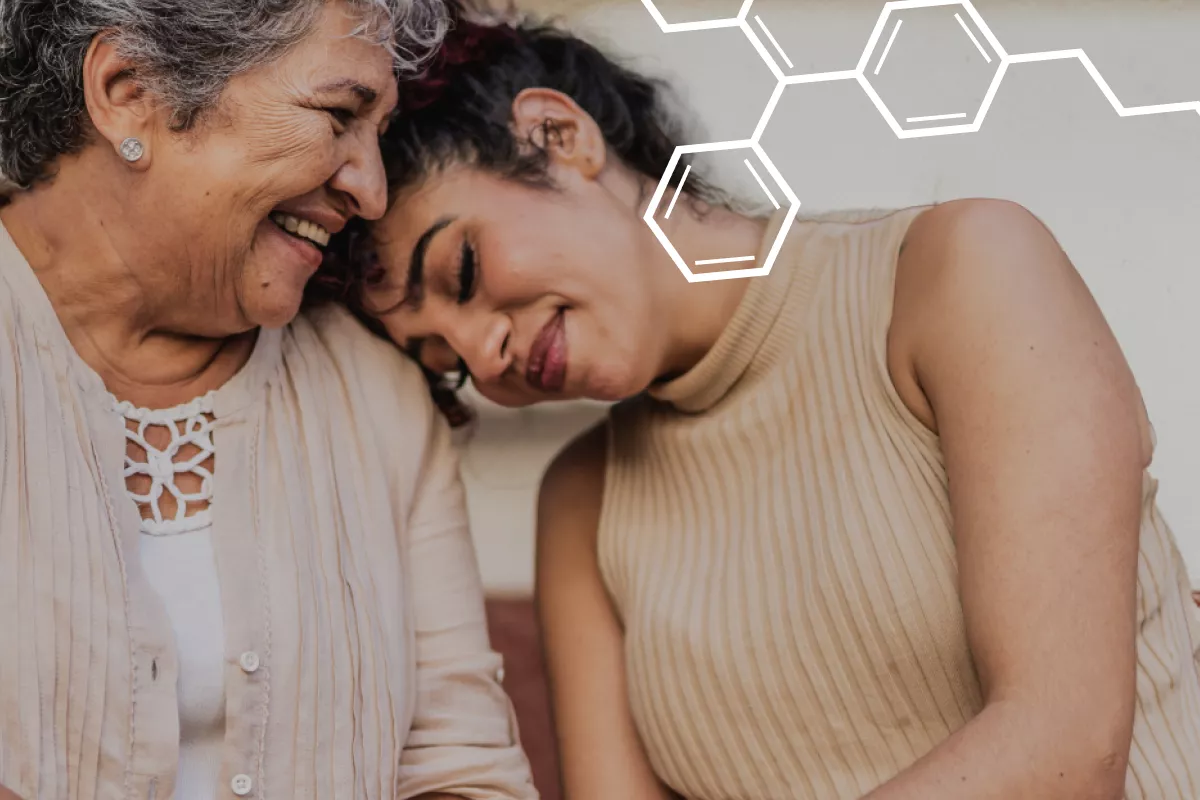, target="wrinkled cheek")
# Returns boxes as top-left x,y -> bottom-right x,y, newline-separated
211,229 -> 252,301
165,229 -> 245,323
241,110 -> 328,161
228,223 -> 258,265
238,120 -> 339,196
